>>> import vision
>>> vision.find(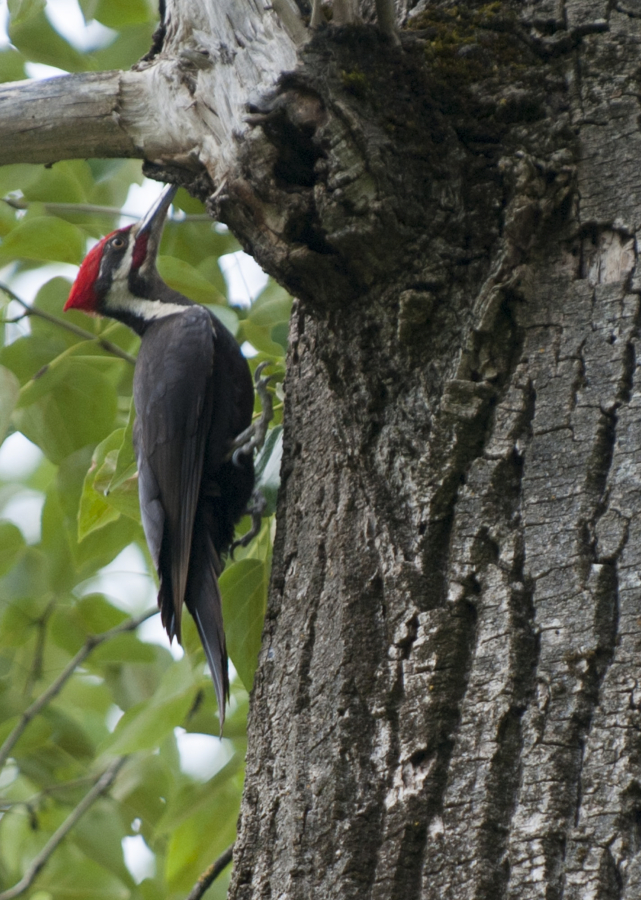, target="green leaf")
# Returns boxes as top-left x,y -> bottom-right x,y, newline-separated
7,0 -> 45,26
30,277 -> 83,345
42,706 -> 95,760
13,358 -> 118,464
248,281 -> 292,327
0,216 -> 85,264
0,202 -> 18,240
161,221 -> 238,273
240,319 -> 286,357
0,333 -> 68,386
254,426 -> 283,516
165,783 -> 239,890
102,661 -> 198,754
91,633 -> 157,664
75,593 -> 129,633
0,164 -> 40,199
0,808 -> 33,878
73,800 -> 135,888
41,479 -> 79,592
55,444 -> 141,570
94,0 -> 153,26
88,159 -> 143,200
0,364 -> 20,444
9,8 -> 86,73
0,546 -> 48,608
111,754 -> 171,838
157,255 -> 226,306
159,750 -> 243,830
0,47 -> 26,83
107,398 -> 137,492
205,304 -> 240,337
103,695 -> 192,754
38,848 -> 131,900
173,188 -> 205,215
220,558 -> 268,691
0,522 -> 25,576
78,430 -> 125,541
197,255 -> 228,298
22,160 -> 92,204
90,24 -> 156,72
93,451 -> 140,524
49,605 -> 91,656
271,321 -> 289,348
